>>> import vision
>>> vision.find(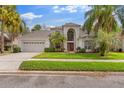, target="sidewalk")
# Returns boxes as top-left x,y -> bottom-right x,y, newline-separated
29,58 -> 124,62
